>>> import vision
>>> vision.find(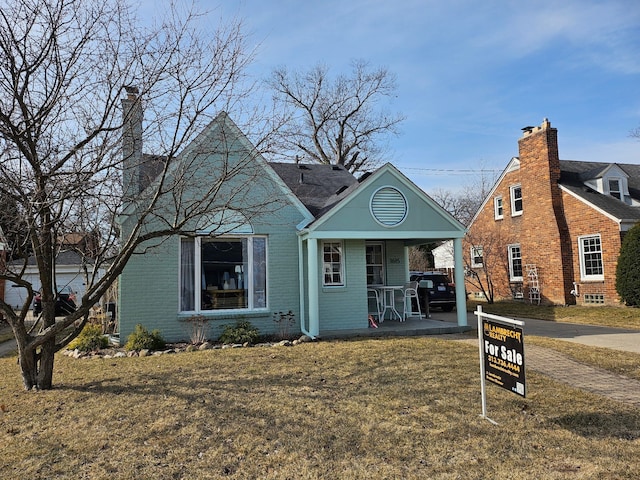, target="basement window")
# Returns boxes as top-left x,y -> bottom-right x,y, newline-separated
583,294 -> 605,305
